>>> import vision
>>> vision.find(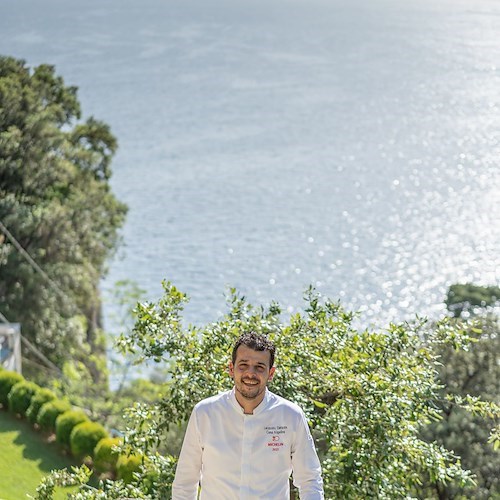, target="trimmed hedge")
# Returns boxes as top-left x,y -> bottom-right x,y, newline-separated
93,437 -> 122,474
26,388 -> 56,424
55,409 -> 88,447
70,421 -> 108,459
0,370 -> 24,407
116,453 -> 143,483
37,399 -> 71,432
8,380 -> 40,416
